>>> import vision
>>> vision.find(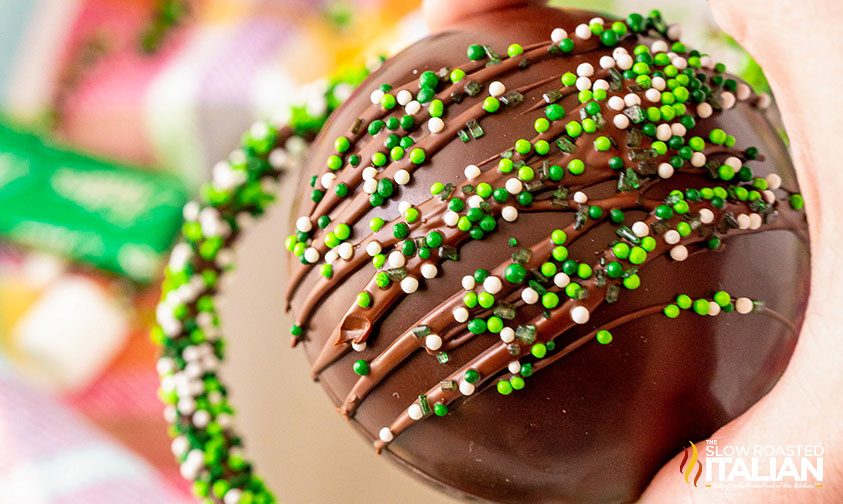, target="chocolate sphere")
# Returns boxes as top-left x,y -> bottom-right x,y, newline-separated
284,6 -> 810,503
